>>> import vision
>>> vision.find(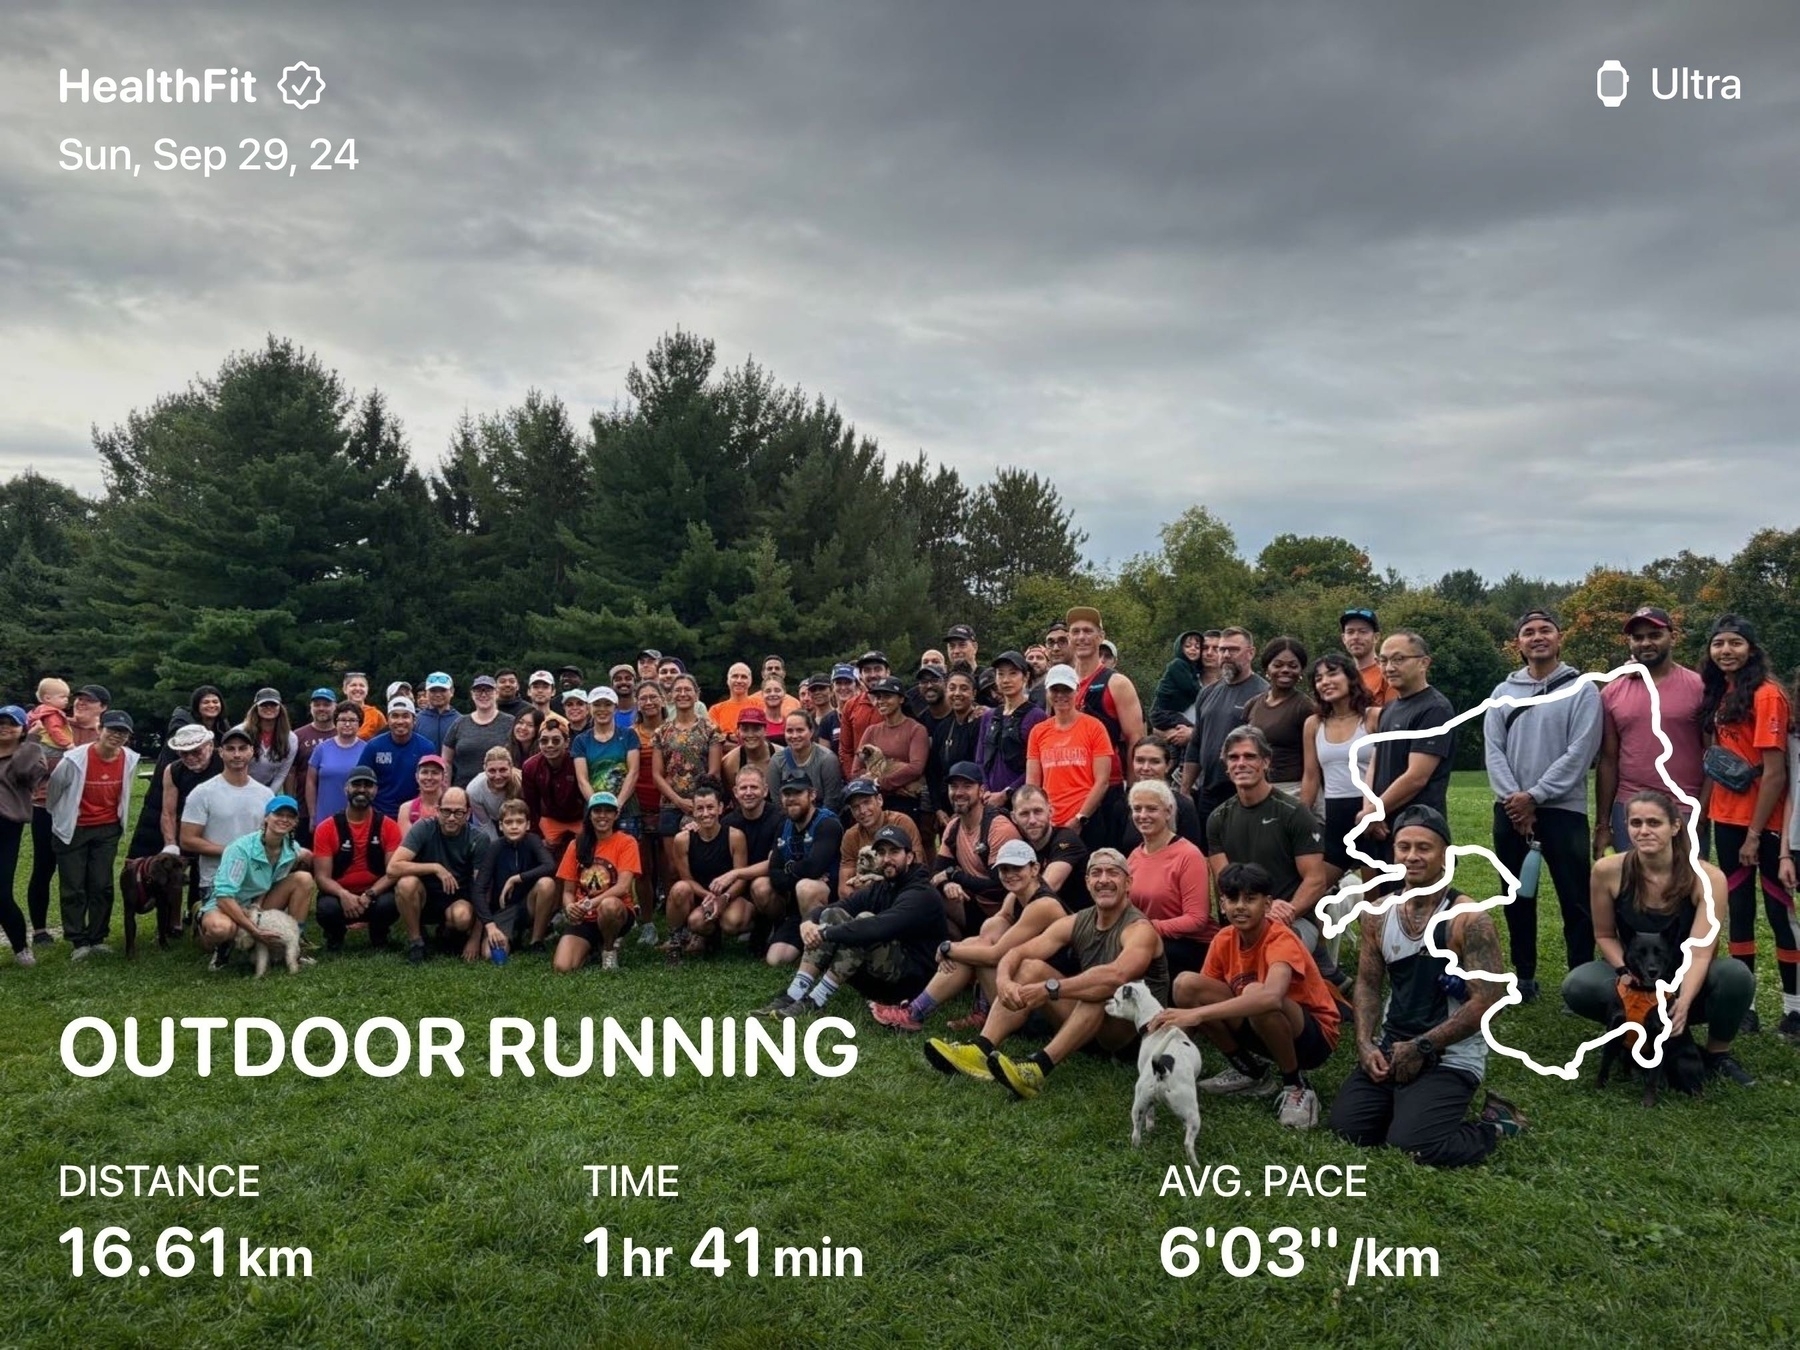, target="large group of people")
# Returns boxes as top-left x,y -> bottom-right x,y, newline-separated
1,597 -> 1792,1166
